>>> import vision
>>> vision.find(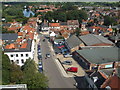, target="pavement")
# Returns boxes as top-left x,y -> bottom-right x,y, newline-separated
33,36 -> 39,64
